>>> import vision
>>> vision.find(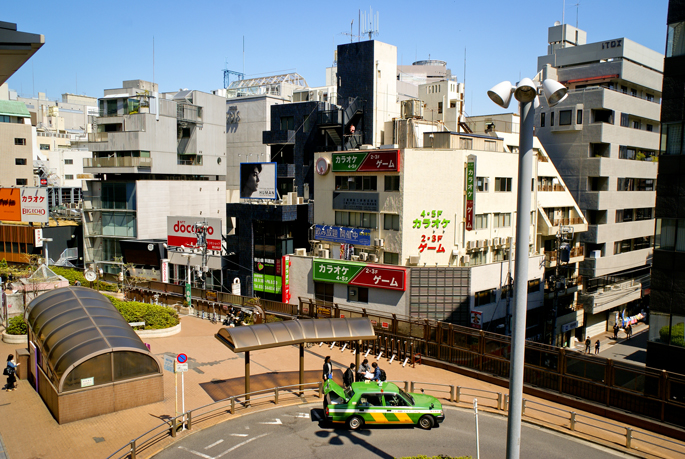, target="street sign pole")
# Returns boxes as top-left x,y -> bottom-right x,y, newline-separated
182,371 -> 185,430
176,353 -> 188,430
